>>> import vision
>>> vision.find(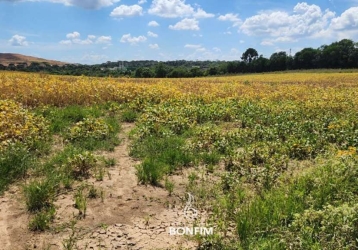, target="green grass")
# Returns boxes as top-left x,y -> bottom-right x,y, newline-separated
135,158 -> 167,186
131,135 -> 193,173
36,105 -> 102,134
28,206 -> 56,231
24,179 -> 56,212
0,144 -> 33,193
68,116 -> 121,151
121,108 -> 138,122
